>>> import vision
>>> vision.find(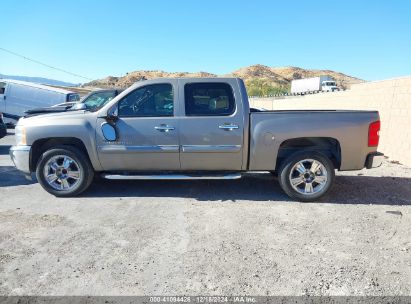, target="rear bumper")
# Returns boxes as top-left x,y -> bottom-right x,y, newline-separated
365,152 -> 384,169
9,145 -> 31,175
